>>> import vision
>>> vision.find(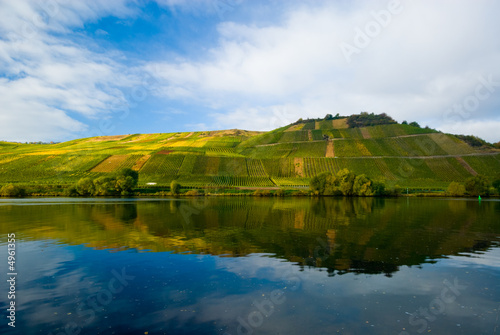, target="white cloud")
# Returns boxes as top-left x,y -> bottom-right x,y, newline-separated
0,0 -> 140,142
1,0 -> 499,141
149,0 -> 500,140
